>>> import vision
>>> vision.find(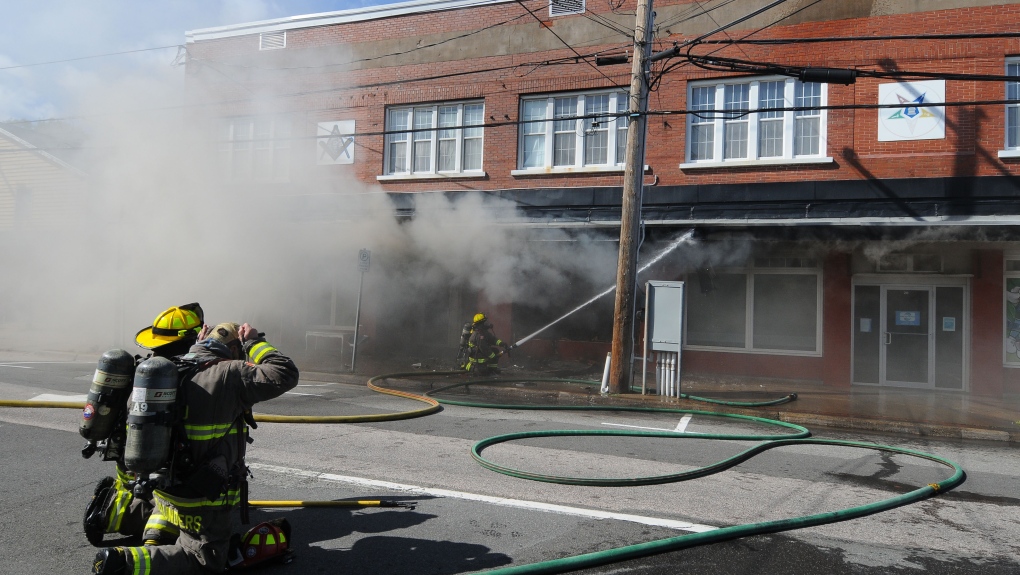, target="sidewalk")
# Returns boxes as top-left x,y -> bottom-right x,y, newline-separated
302,355 -> 1020,444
